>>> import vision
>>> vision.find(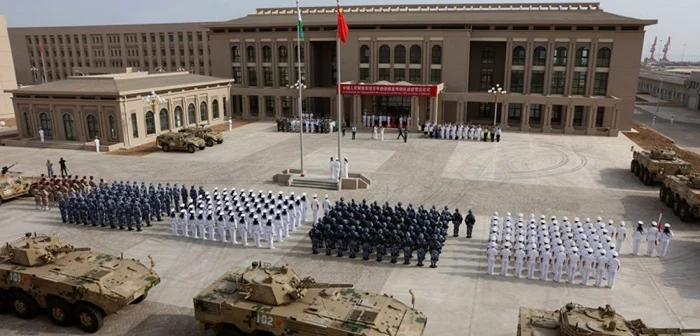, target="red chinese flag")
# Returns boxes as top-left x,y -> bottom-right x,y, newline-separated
337,3 -> 349,43
39,44 -> 44,55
